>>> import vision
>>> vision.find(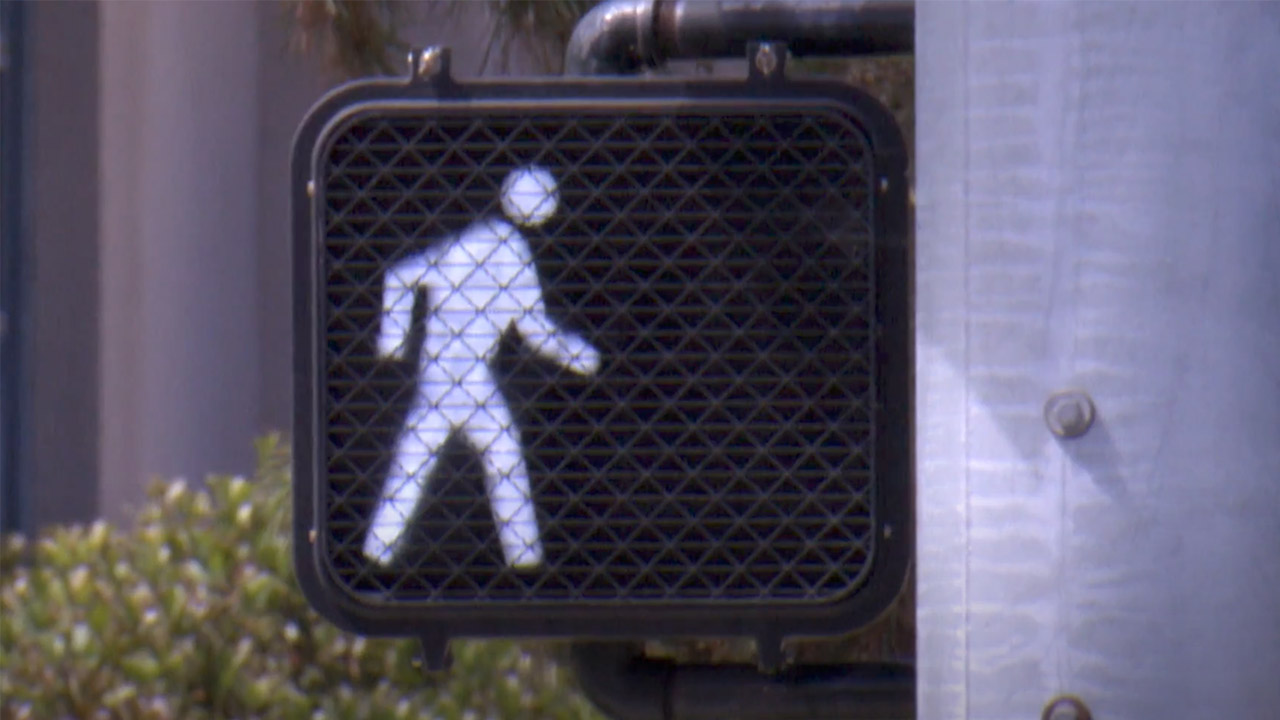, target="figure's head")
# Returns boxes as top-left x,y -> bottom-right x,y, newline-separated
500,166 -> 559,228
